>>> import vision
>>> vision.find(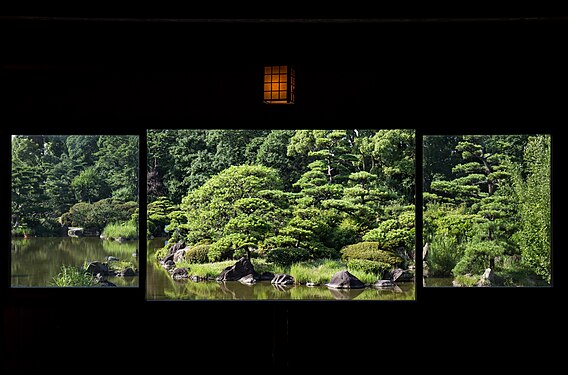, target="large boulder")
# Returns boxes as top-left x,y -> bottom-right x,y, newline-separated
216,257 -> 259,281
326,270 -> 366,289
